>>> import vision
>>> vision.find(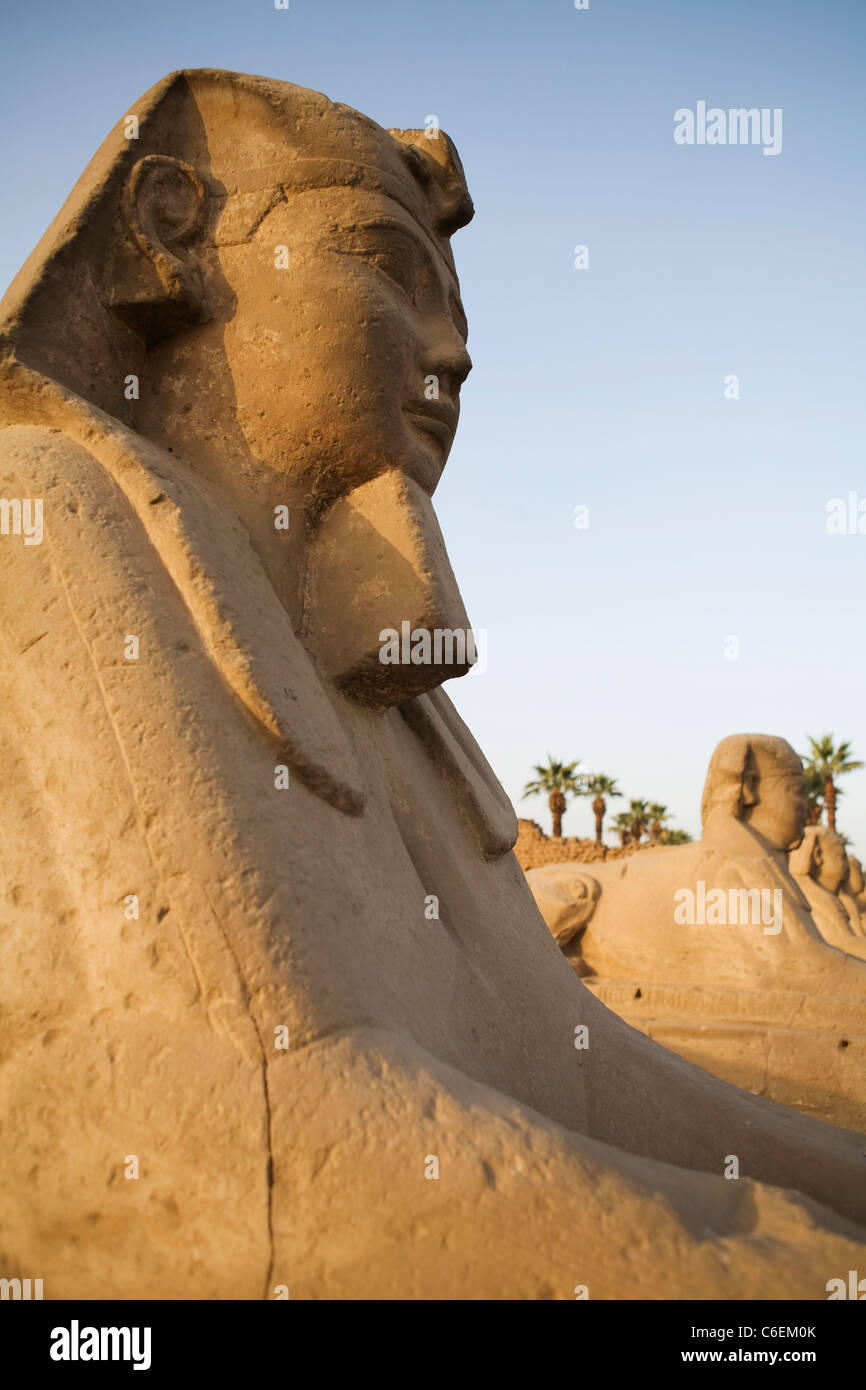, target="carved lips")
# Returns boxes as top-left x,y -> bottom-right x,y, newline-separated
402,397 -> 459,461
